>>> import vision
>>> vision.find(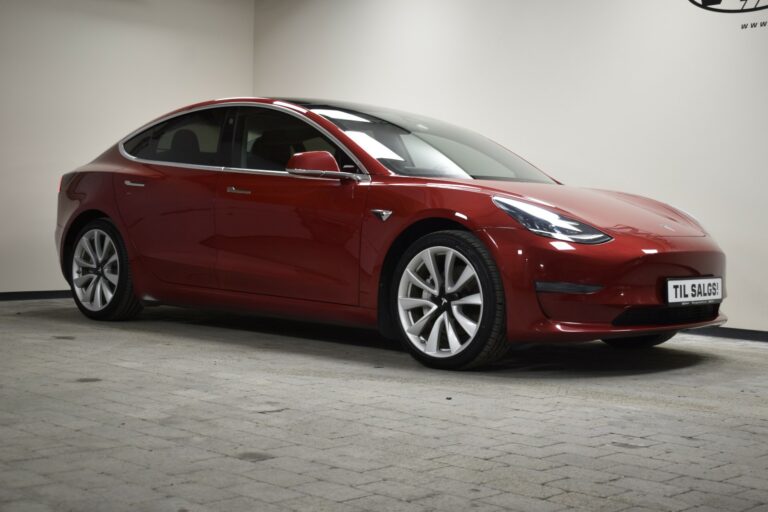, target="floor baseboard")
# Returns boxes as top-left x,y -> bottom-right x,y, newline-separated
0,290 -> 72,301
690,326 -> 768,343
